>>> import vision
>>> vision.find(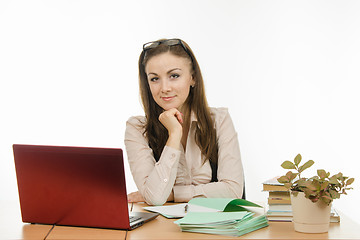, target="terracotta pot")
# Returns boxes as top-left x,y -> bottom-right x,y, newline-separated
290,191 -> 332,233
